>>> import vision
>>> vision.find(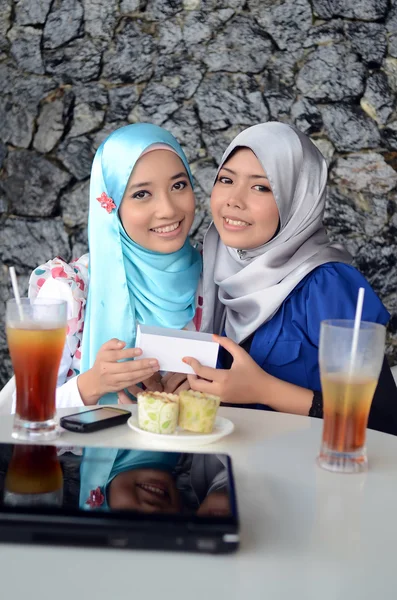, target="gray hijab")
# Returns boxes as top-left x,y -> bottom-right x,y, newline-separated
200,122 -> 352,343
